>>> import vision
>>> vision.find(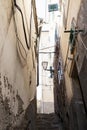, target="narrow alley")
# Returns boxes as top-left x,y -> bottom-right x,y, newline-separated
0,0 -> 87,130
